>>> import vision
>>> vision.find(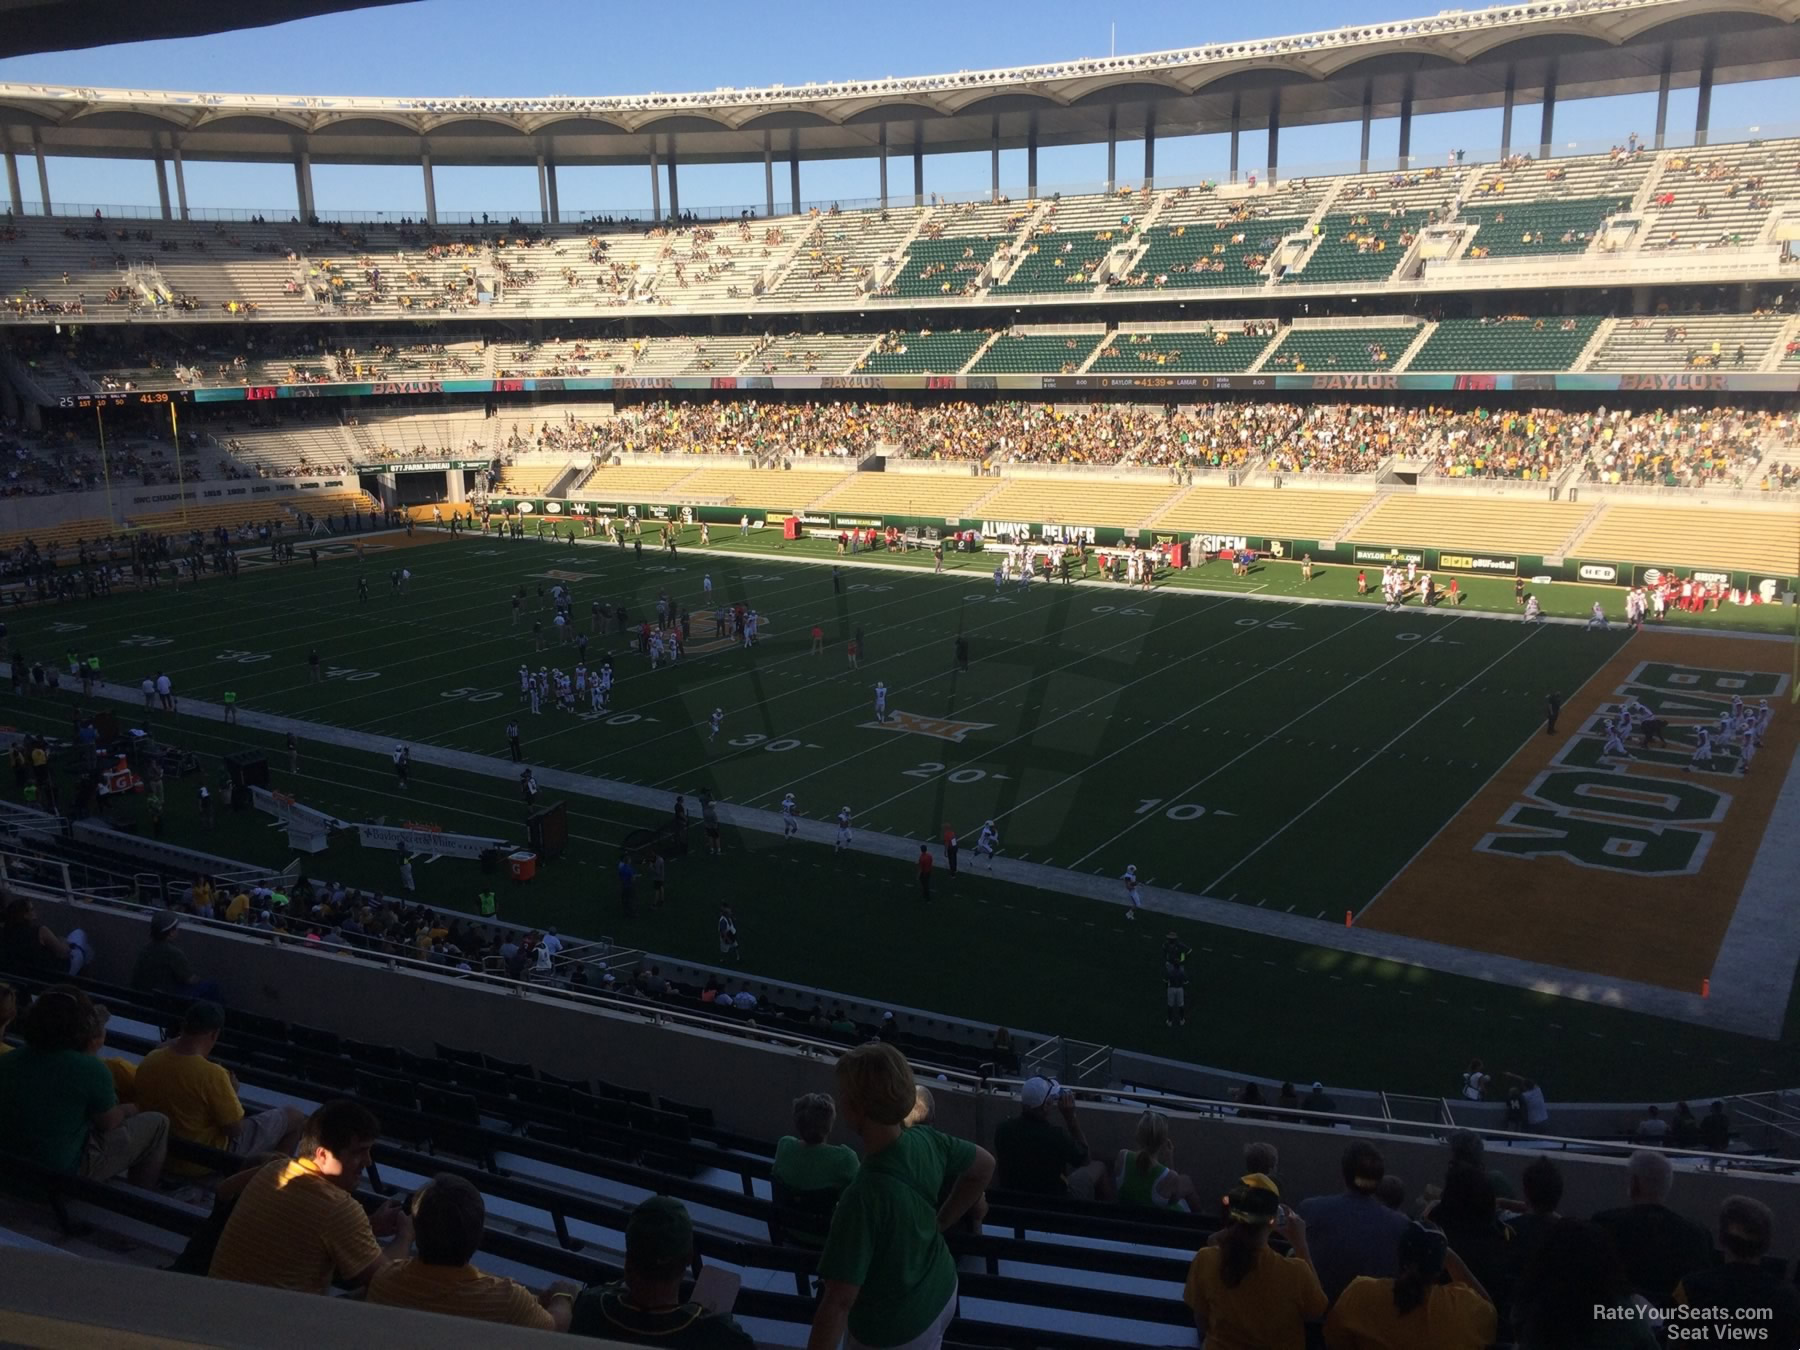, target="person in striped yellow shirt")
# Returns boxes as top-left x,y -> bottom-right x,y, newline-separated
369,1173 -> 574,1330
210,1099 -> 408,1294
